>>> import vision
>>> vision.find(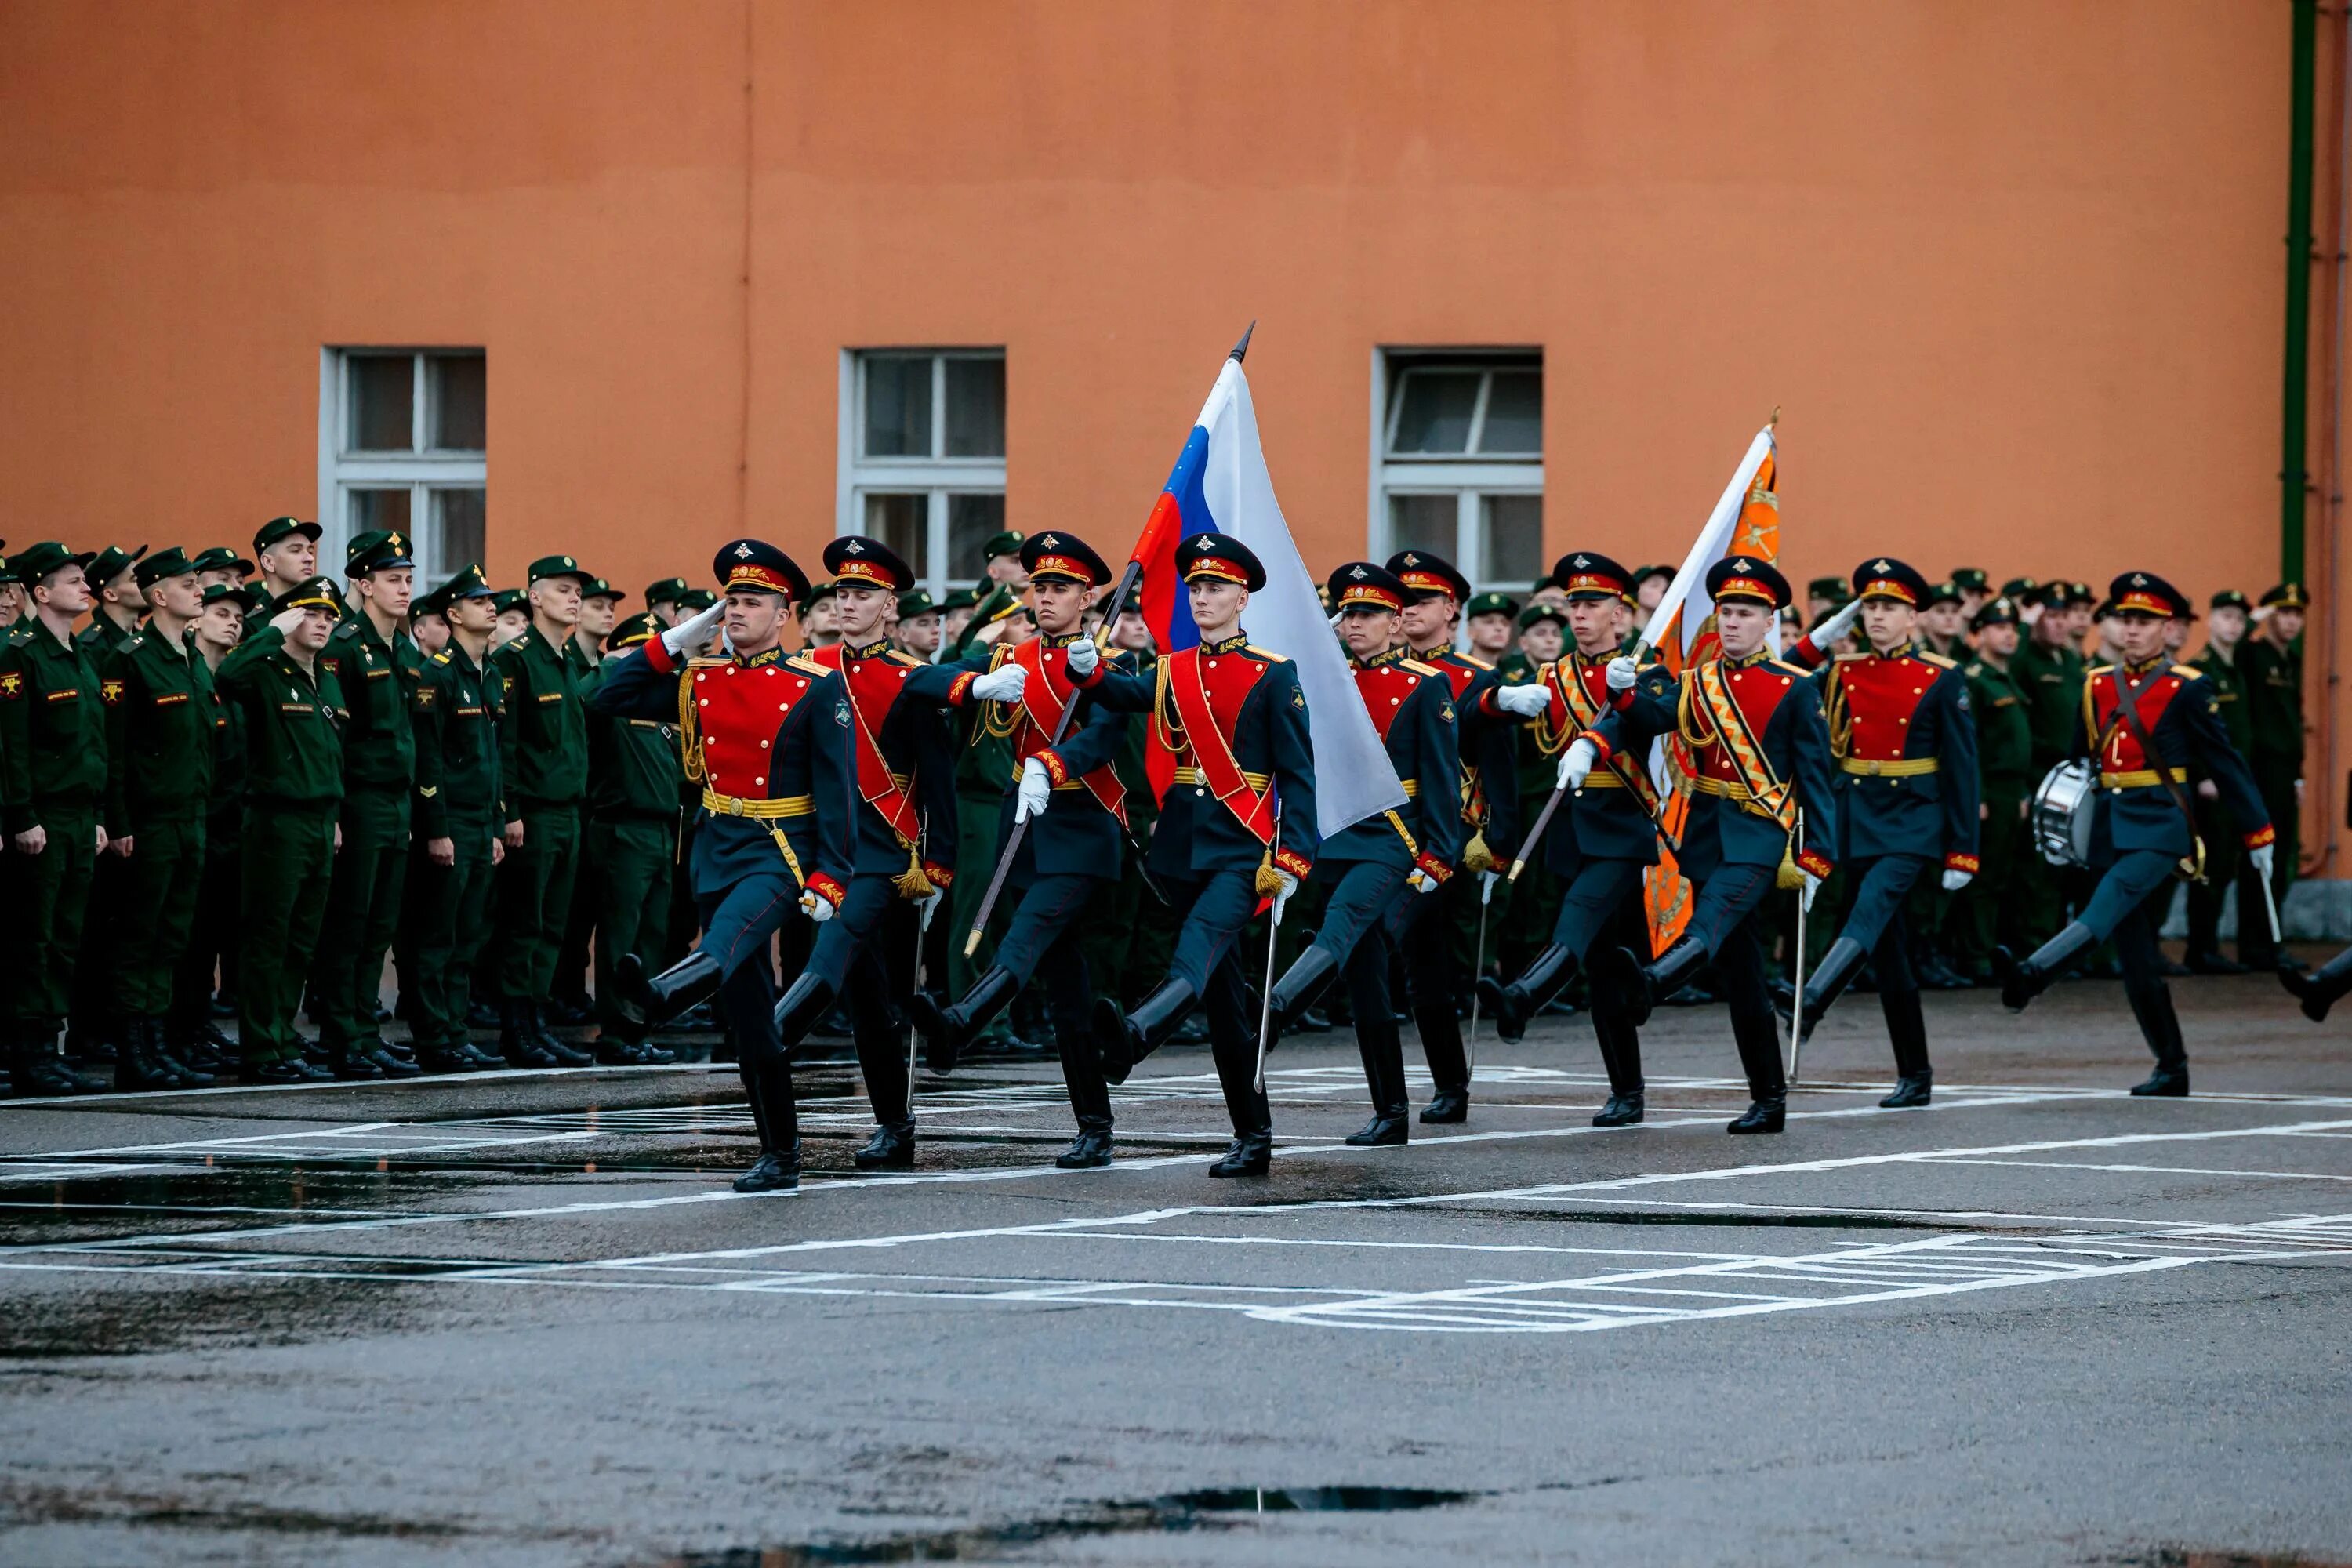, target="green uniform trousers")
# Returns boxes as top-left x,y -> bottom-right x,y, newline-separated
171,828 -> 242,1033
499,803 -> 582,1002
110,816 -> 205,1018
68,848 -> 127,1047
2184,791 -> 2244,960
590,816 -> 675,1044
1952,793 -> 2028,972
408,826 -> 498,1051
307,788 -> 411,1050
2240,758 -> 2299,964
239,802 -> 339,1063
5,804 -> 98,1035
